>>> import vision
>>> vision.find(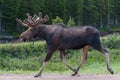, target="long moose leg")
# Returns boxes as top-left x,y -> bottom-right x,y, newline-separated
99,48 -> 114,74
72,46 -> 89,76
34,49 -> 55,77
60,50 -> 76,73
89,35 -> 114,74
34,62 -> 48,77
